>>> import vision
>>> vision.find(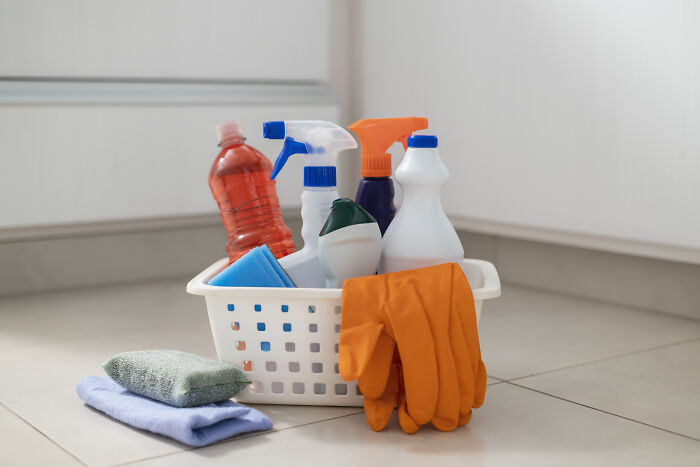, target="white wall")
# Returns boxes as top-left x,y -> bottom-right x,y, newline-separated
0,0 -> 343,230
4,0 -> 699,264
356,0 -> 700,263
0,92 -> 336,228
0,0 -> 329,81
